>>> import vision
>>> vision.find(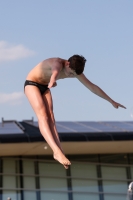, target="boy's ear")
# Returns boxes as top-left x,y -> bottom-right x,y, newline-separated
67,61 -> 70,66
65,61 -> 70,67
